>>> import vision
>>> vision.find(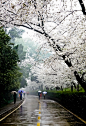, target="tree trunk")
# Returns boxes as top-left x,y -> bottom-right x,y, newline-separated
74,71 -> 86,92
71,85 -> 73,92
61,86 -> 63,91
78,0 -> 86,15
77,83 -> 79,92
